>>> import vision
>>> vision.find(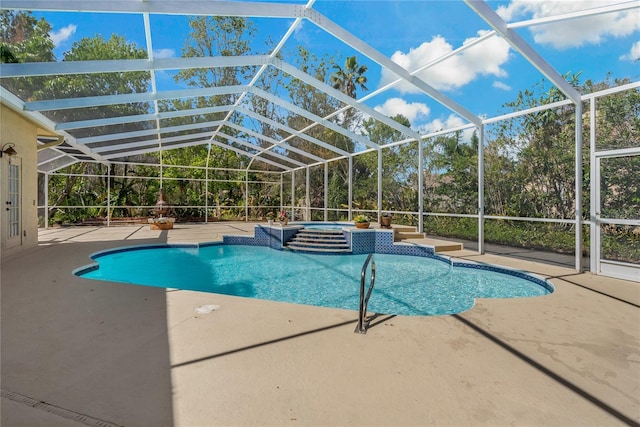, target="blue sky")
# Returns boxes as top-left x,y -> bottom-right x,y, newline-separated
35,0 -> 640,134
